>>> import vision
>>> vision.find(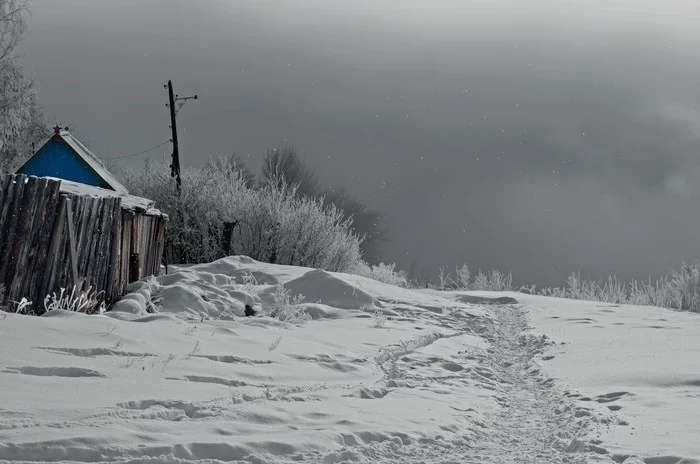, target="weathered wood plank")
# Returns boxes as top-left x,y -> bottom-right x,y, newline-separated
117,211 -> 131,295
6,176 -> 39,301
0,175 -> 17,249
130,214 -> 140,280
41,195 -> 68,309
17,177 -> 53,302
99,197 -> 118,294
99,197 -> 120,300
76,197 -> 95,290
92,197 -> 113,298
77,198 -> 98,282
24,180 -> 61,308
65,197 -> 80,289
10,177 -> 49,302
128,252 -> 140,284
84,197 -> 107,290
0,174 -> 13,235
0,175 -> 25,286
105,201 -> 122,304
160,217 -> 167,274
87,198 -> 106,293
